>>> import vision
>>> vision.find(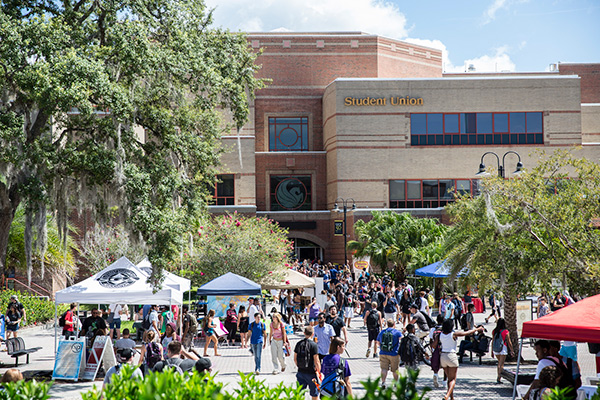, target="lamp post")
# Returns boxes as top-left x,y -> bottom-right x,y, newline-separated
477,151 -> 523,178
333,198 -> 356,268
